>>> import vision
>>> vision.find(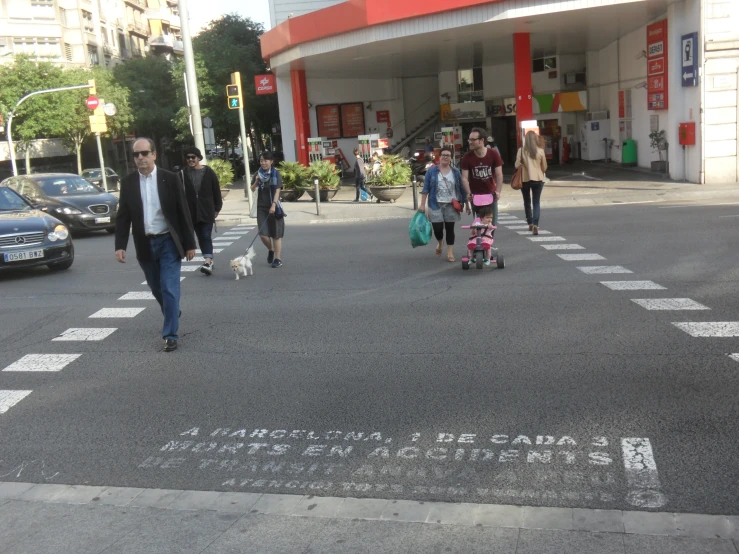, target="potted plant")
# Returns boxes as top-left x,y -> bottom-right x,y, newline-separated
649,130 -> 668,173
277,161 -> 309,202
304,159 -> 341,201
367,154 -> 412,203
208,158 -> 235,199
